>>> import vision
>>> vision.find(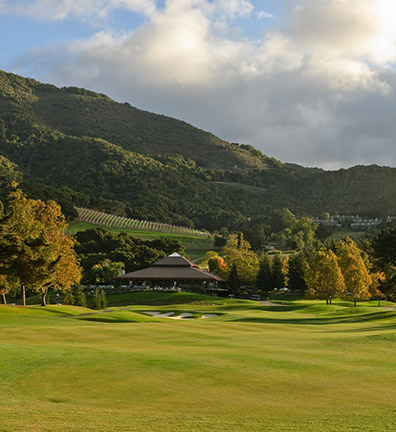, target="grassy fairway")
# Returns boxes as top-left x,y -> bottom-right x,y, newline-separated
0,297 -> 395,432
